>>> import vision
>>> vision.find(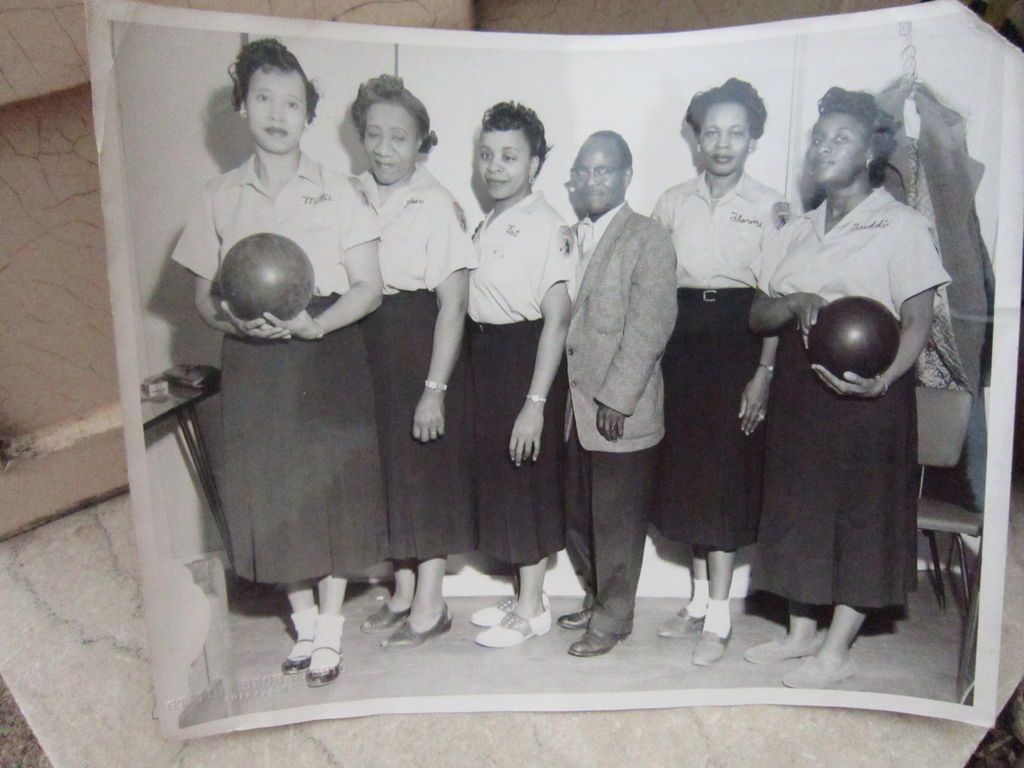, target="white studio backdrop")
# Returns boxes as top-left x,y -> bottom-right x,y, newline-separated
118,13 -> 1003,597
392,36 -> 798,596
